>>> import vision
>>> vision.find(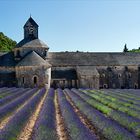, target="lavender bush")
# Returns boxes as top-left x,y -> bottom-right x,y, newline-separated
32,88 -> 58,140
65,89 -> 138,140
0,88 -> 30,107
72,88 -> 140,137
110,89 -> 140,99
0,88 -> 46,140
0,88 -> 38,122
102,90 -> 140,105
0,87 -> 16,94
91,89 -> 140,108
57,88 -> 97,140
85,90 -> 140,118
